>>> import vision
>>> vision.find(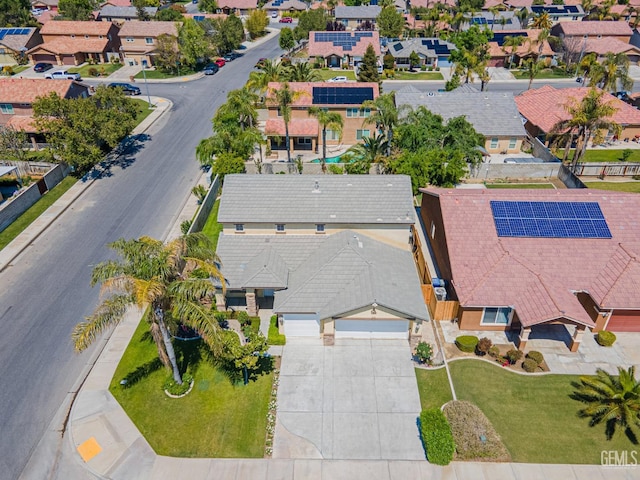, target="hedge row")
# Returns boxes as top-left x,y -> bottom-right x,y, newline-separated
455,335 -> 478,353
420,408 -> 455,465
